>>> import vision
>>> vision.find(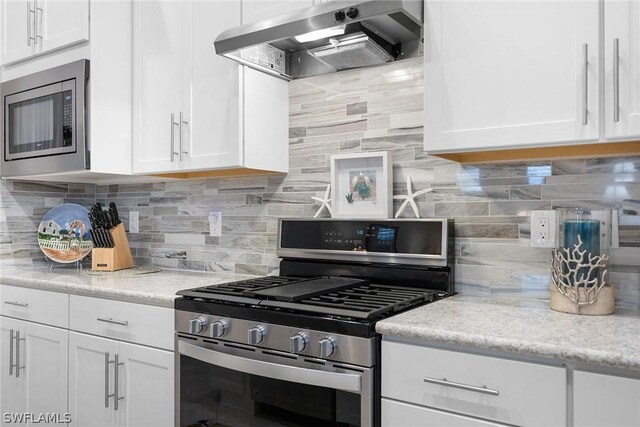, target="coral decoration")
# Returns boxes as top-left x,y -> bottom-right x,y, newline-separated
551,235 -> 609,307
